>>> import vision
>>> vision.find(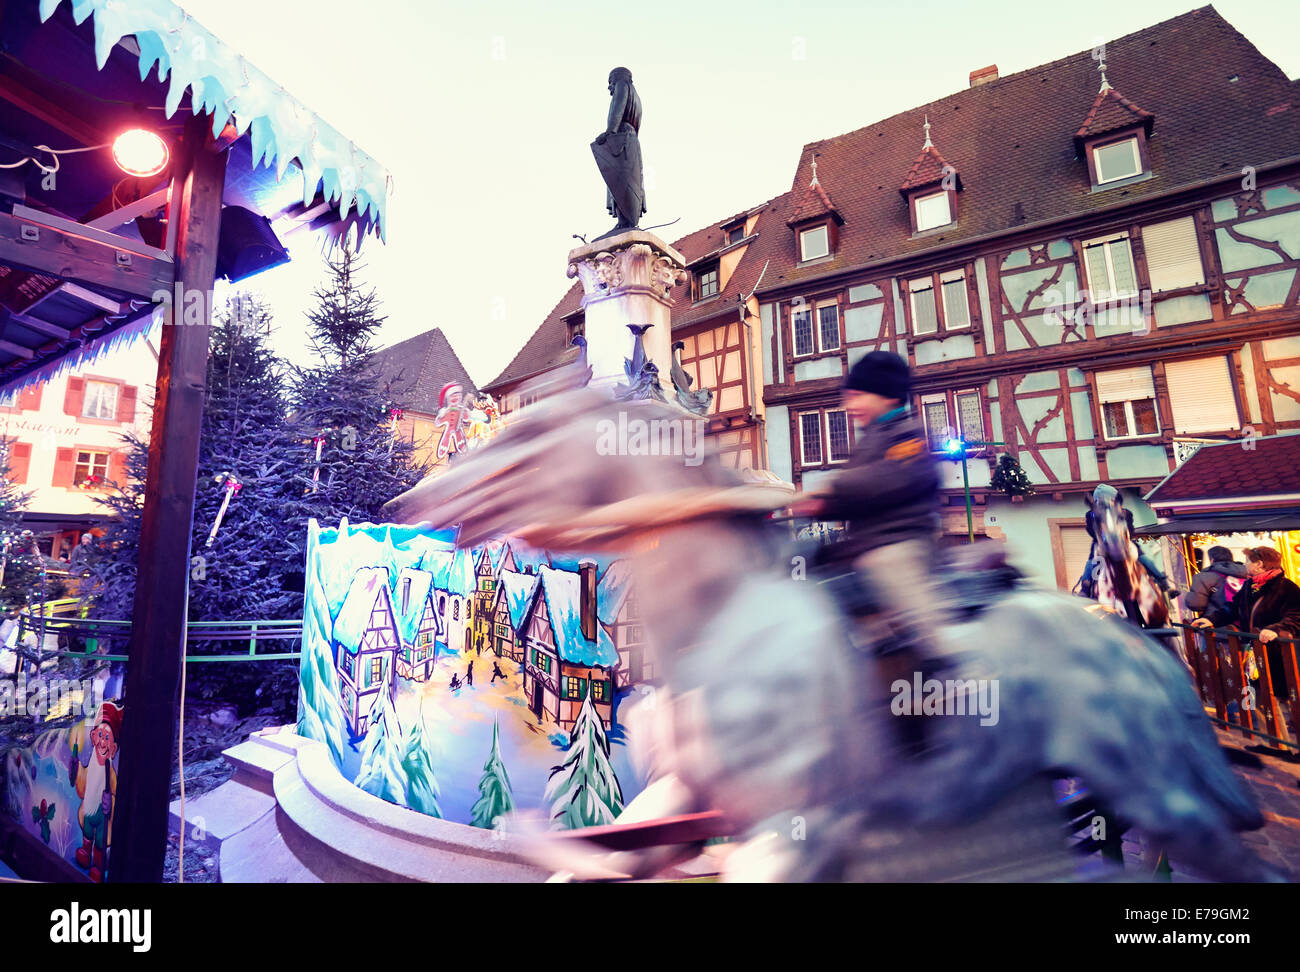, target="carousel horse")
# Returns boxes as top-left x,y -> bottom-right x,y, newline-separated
384,390 -> 1275,882
1082,484 -> 1173,631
